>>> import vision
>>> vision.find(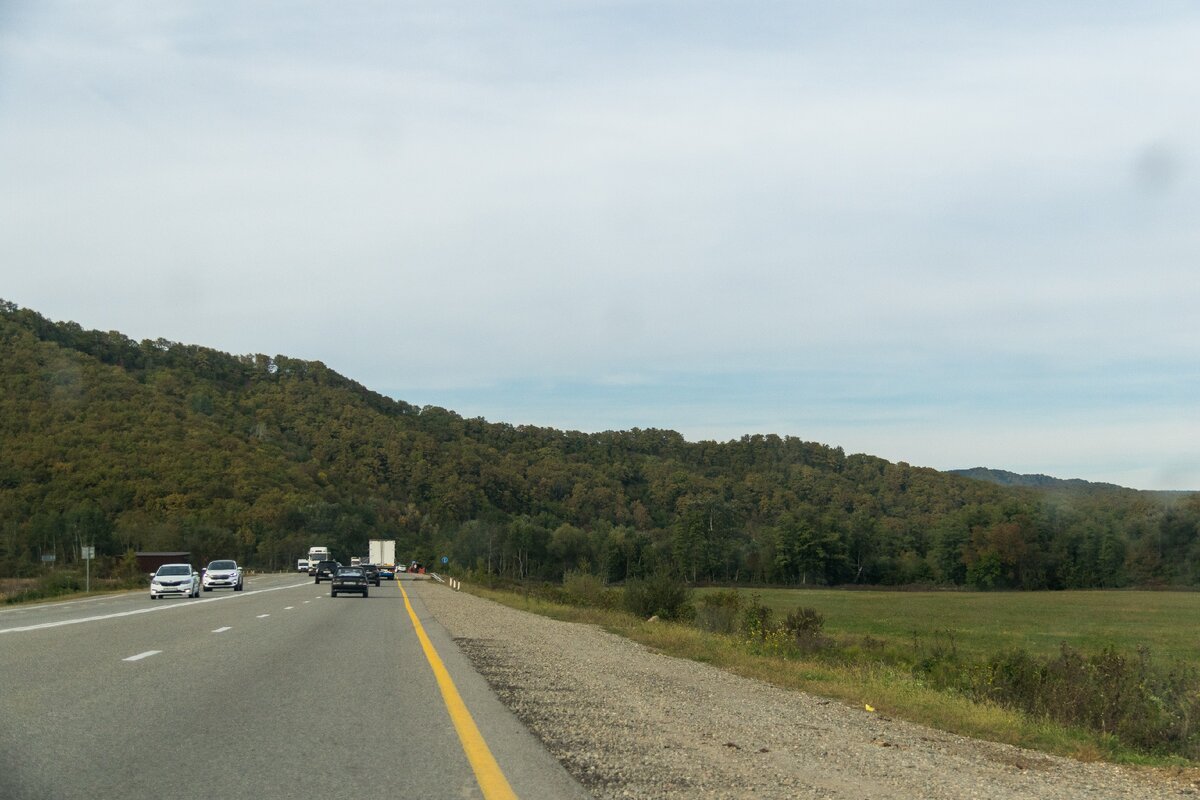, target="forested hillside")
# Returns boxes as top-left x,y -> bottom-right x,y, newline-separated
2,300 -> 1197,588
